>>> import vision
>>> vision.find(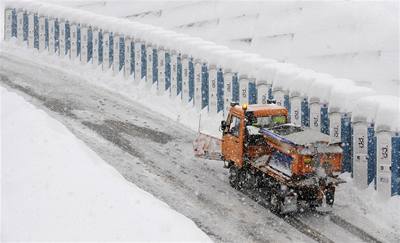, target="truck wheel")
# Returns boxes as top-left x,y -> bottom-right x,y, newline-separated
325,185 -> 335,206
229,166 -> 239,189
270,193 -> 282,214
